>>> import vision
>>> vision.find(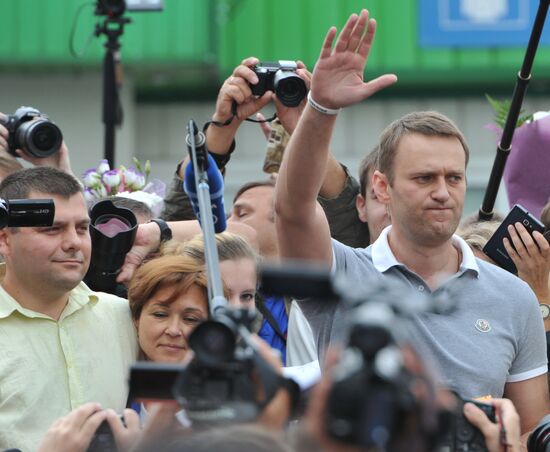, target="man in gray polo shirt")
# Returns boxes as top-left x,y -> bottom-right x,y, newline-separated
274,10 -> 549,434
